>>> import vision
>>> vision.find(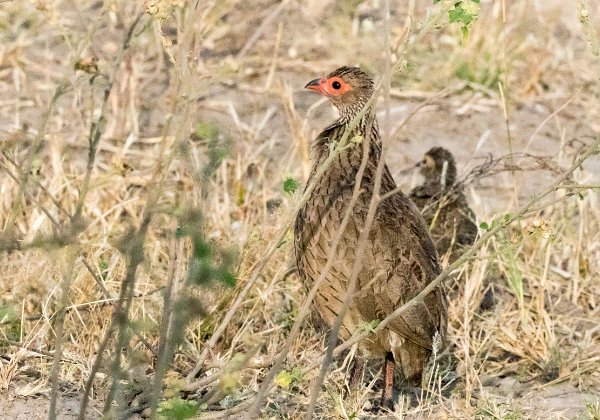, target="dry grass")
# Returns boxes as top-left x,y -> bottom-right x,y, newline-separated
1,0 -> 600,419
